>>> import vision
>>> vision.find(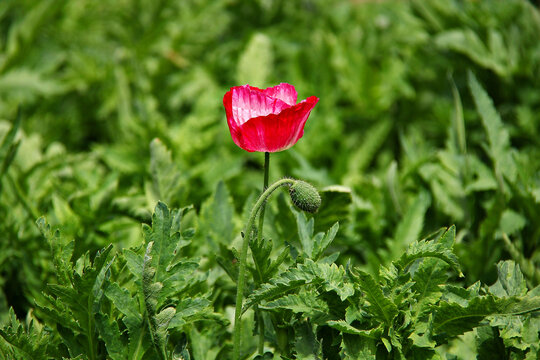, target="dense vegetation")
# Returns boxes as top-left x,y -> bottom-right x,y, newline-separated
1,0 -> 539,358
